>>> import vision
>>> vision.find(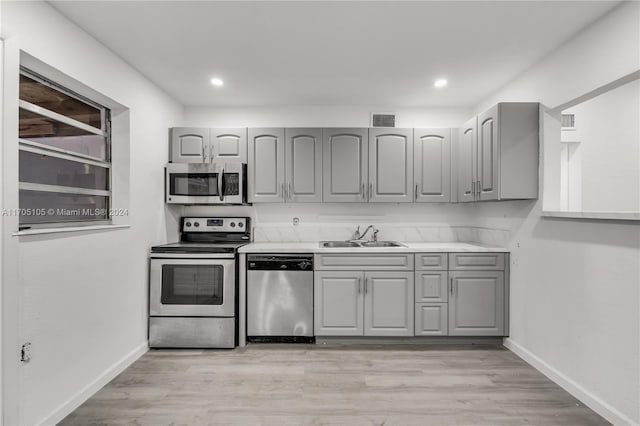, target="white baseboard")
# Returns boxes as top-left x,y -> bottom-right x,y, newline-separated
504,338 -> 638,426
37,341 -> 148,426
